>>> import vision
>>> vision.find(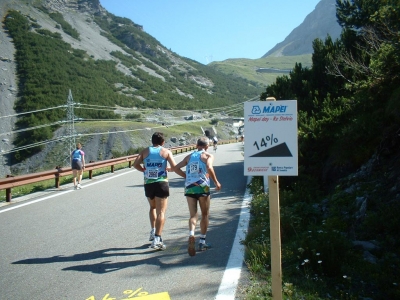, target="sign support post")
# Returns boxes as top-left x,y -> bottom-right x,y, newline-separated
266,97 -> 282,299
269,175 -> 282,299
263,176 -> 269,192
